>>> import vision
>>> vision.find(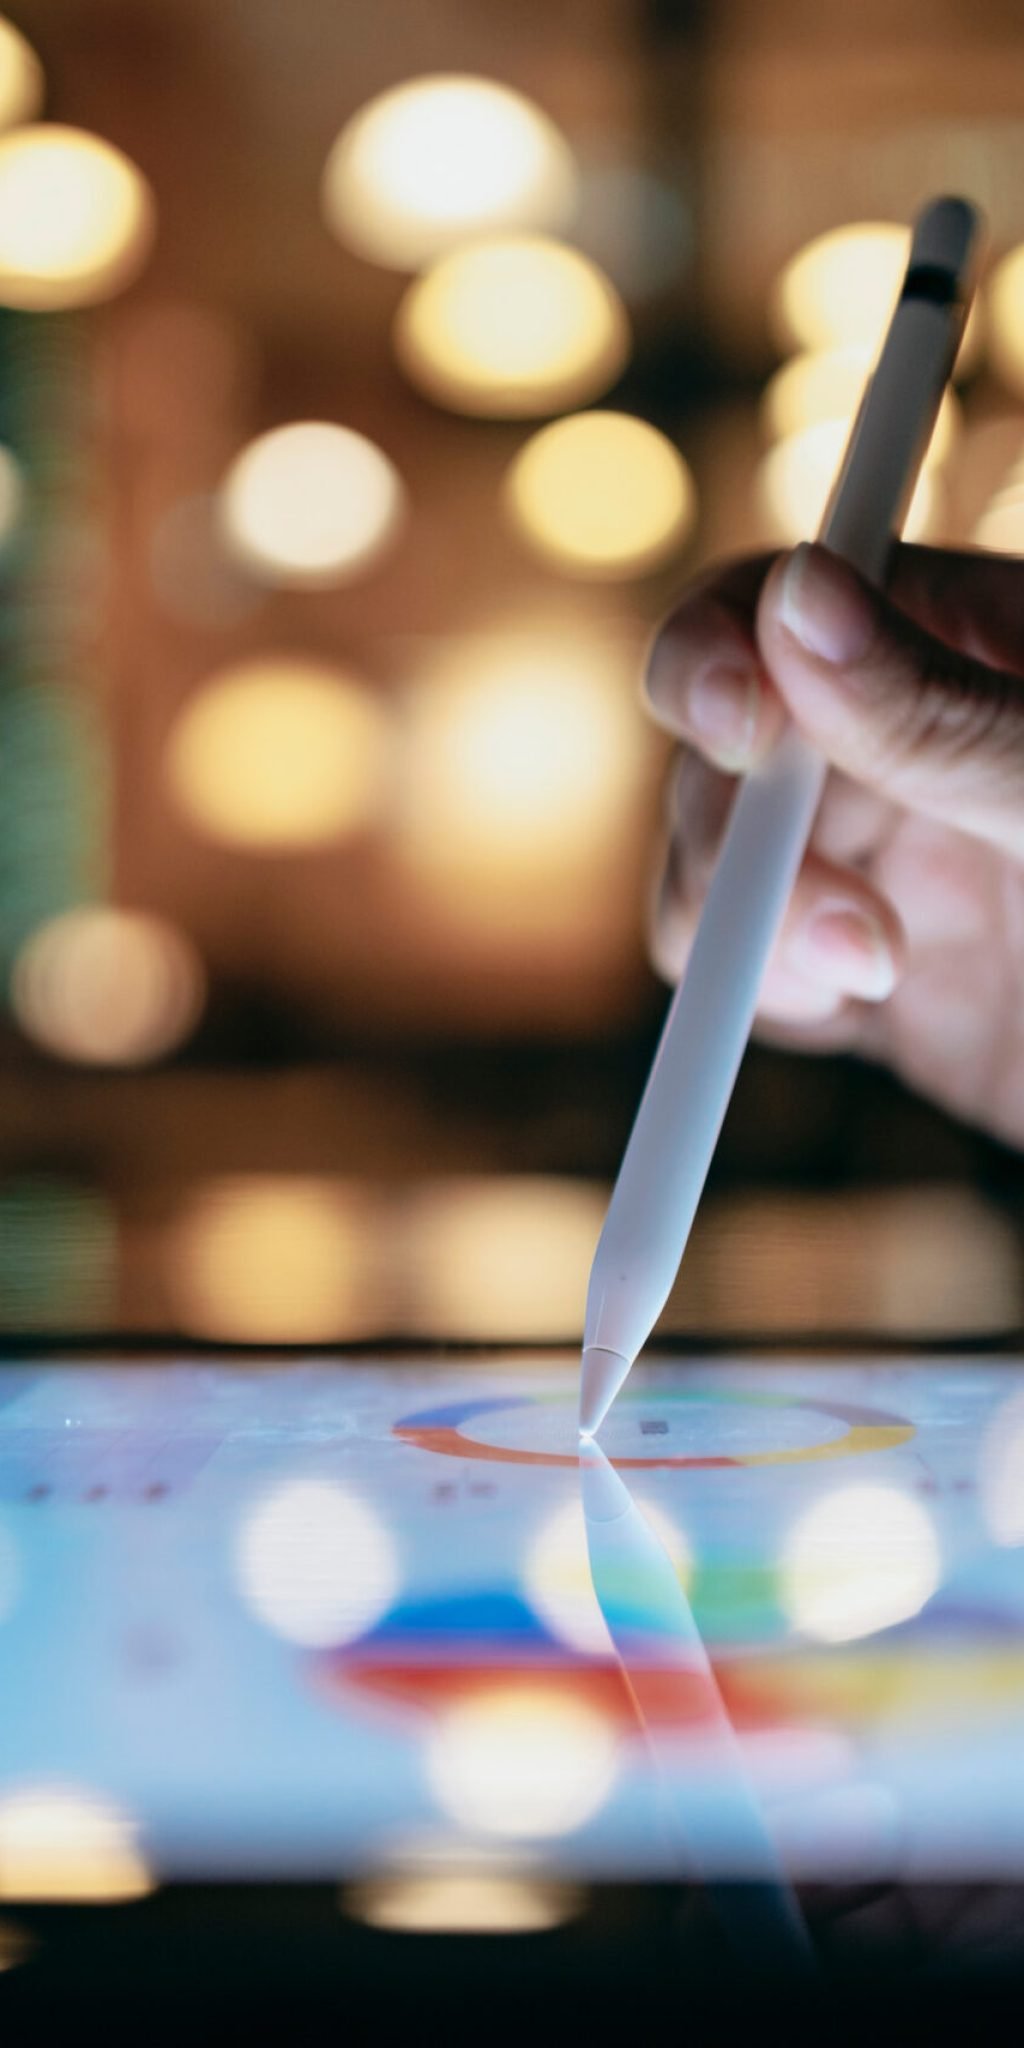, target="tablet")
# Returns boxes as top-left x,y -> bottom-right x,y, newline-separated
0,1340 -> 1021,1916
